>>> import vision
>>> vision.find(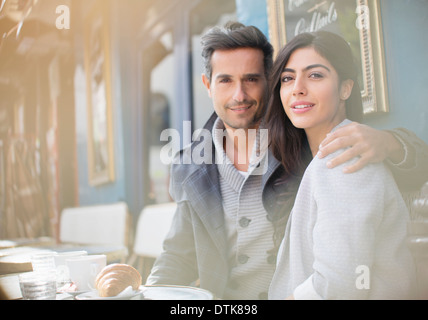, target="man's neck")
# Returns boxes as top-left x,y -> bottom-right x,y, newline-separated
223,124 -> 260,172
